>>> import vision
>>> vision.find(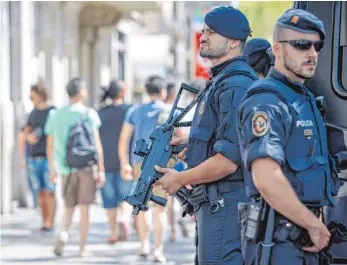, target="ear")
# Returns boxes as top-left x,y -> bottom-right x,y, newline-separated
272,42 -> 281,57
229,39 -> 240,49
